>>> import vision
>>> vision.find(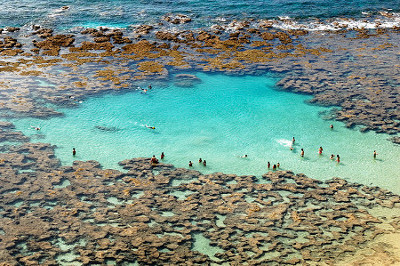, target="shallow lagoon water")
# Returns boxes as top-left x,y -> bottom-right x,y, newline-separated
12,72 -> 400,193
